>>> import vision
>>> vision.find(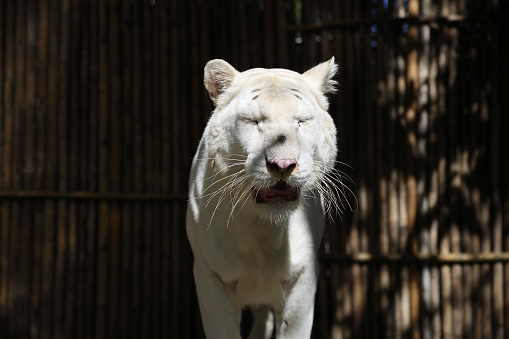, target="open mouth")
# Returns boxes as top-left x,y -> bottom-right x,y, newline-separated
254,181 -> 299,204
